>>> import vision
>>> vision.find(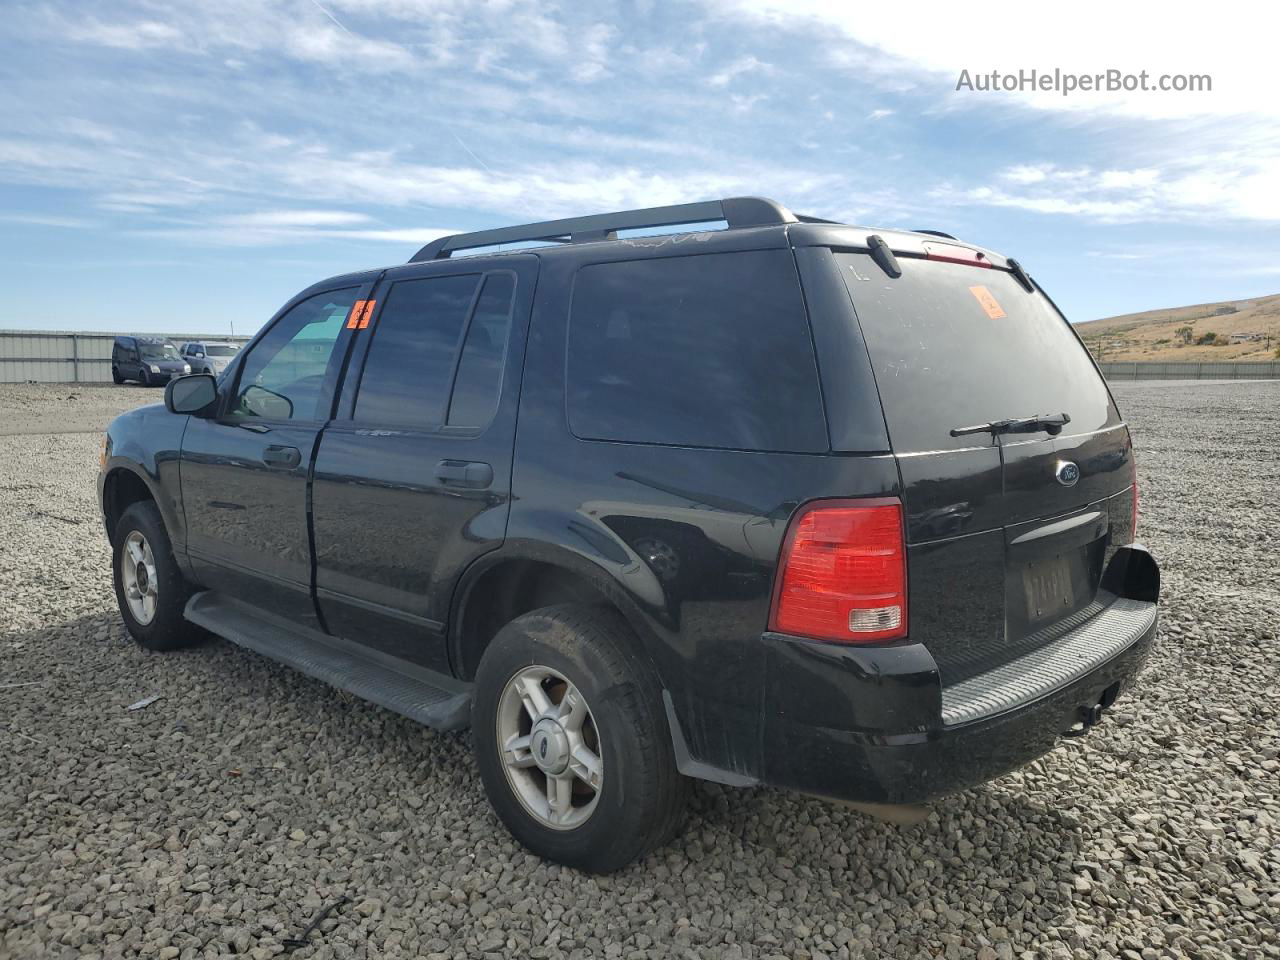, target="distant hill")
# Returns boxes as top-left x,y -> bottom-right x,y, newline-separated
1075,293 -> 1280,361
